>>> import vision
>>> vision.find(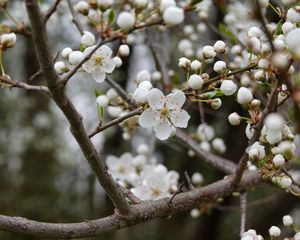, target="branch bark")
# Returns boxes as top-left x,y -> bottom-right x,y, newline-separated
0,171 -> 260,239
25,0 -> 129,214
